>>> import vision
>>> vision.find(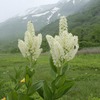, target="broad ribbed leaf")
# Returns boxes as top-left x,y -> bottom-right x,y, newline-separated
52,75 -> 66,89
43,81 -> 53,100
62,62 -> 69,75
50,56 -> 57,73
51,75 -> 65,94
28,81 -> 43,95
26,66 -> 35,77
37,87 -> 44,98
54,81 -> 74,99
